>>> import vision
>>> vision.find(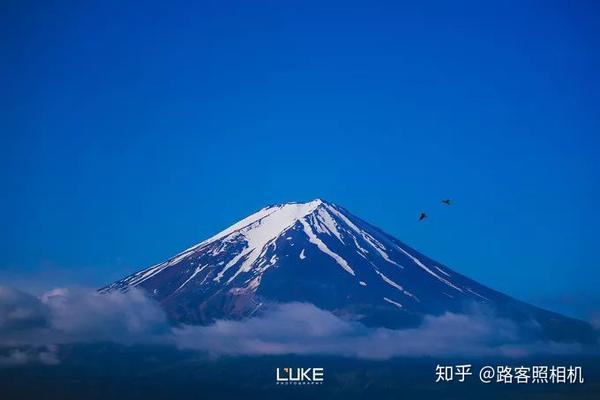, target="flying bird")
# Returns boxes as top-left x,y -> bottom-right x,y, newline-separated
419,212 -> 427,221
442,199 -> 451,205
